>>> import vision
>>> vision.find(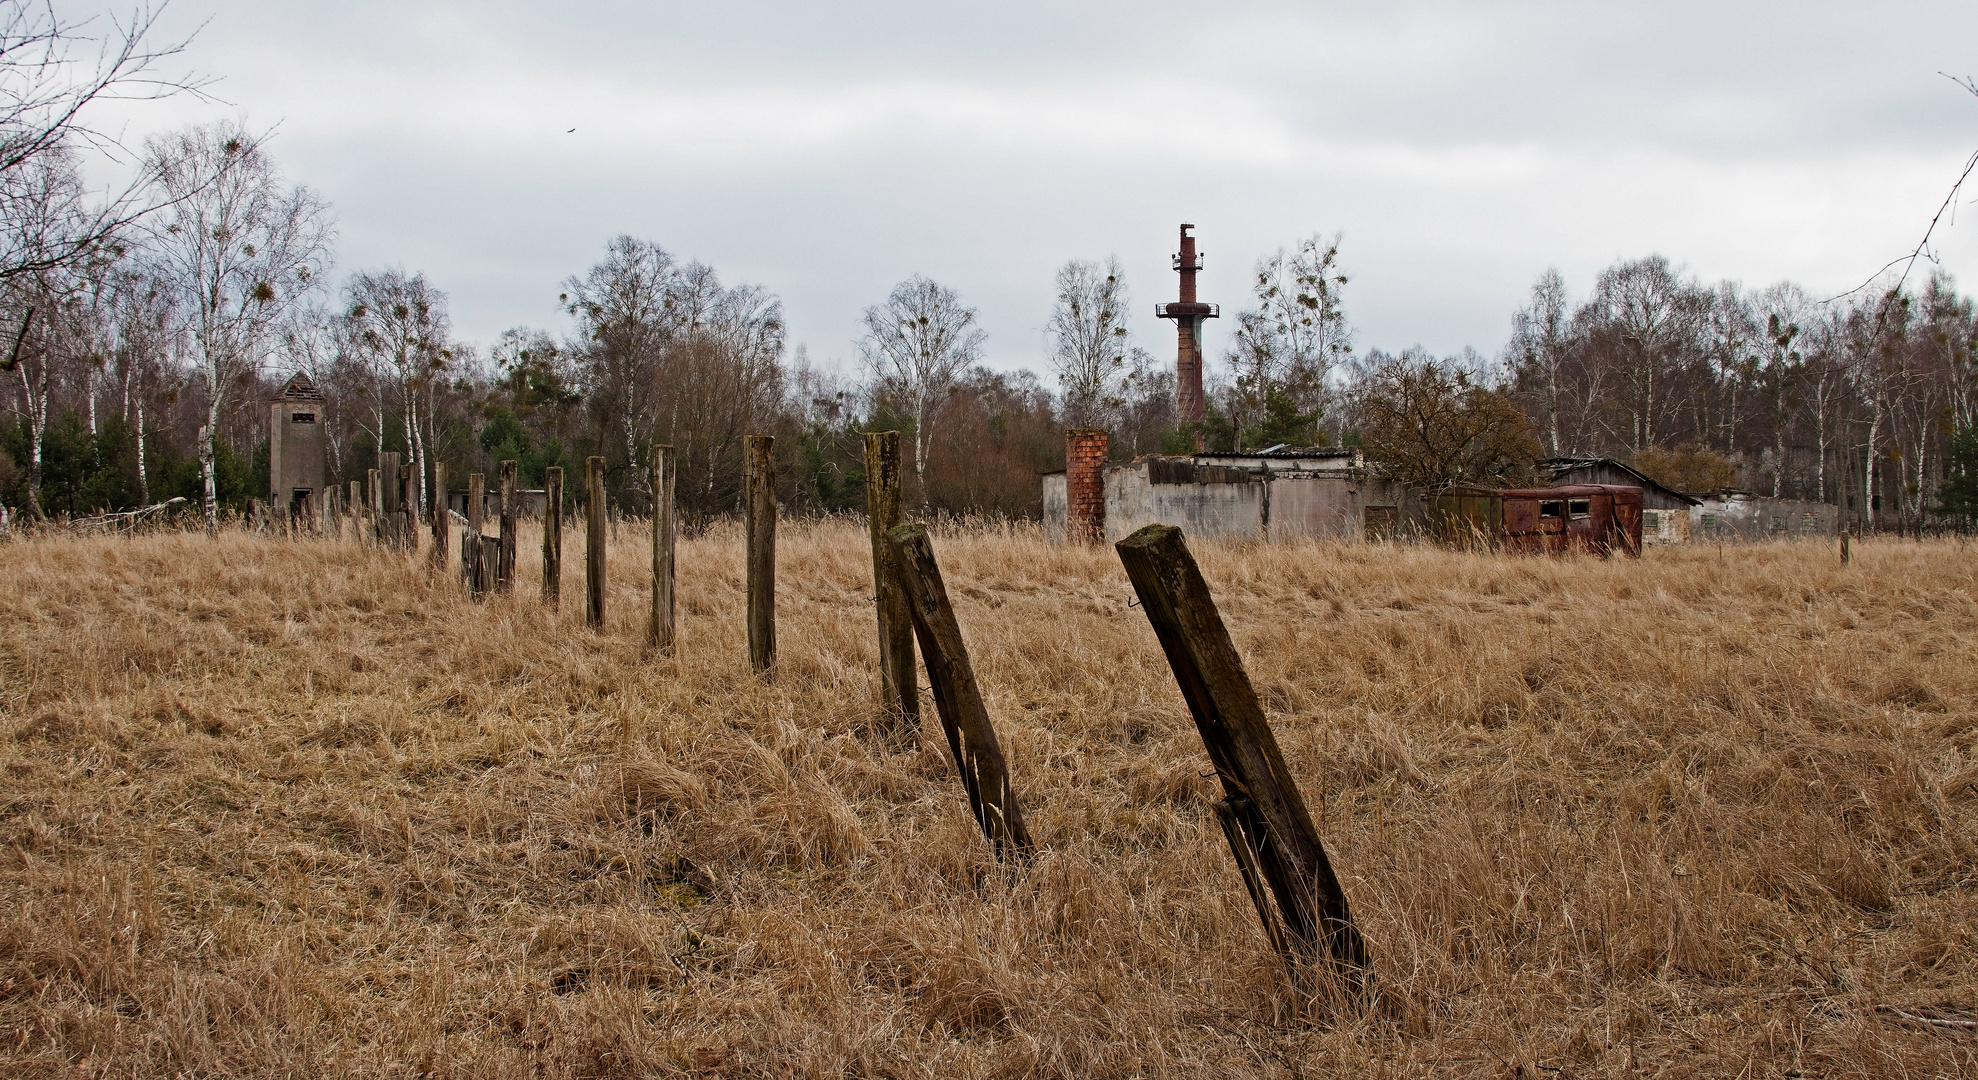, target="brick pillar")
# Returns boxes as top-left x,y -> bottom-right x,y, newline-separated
1066,428 -> 1108,545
